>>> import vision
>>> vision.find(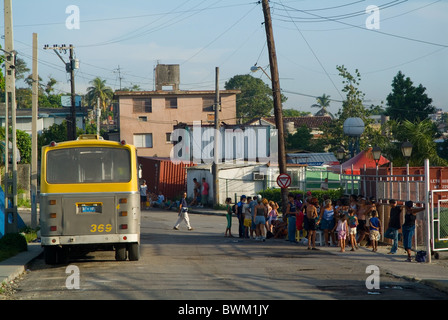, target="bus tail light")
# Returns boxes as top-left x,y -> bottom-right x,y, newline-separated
50,213 -> 57,218
120,224 -> 128,230
120,140 -> 126,146
50,141 -> 57,147
50,226 -> 57,232
119,198 -> 127,204
49,199 -> 57,205
121,211 -> 128,217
